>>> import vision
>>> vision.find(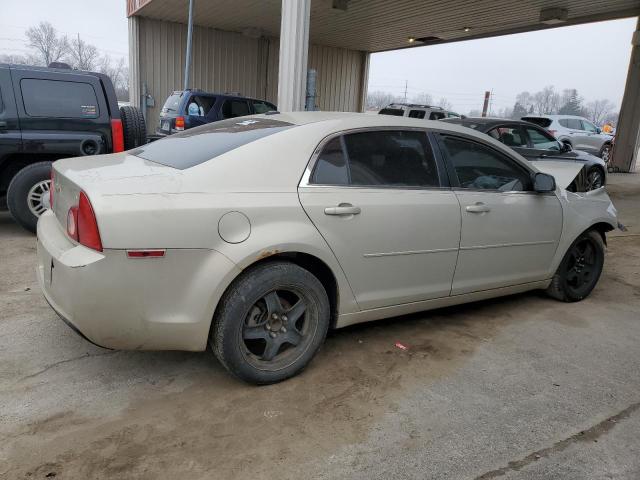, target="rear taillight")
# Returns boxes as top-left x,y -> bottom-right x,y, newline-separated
175,116 -> 185,131
67,192 -> 102,251
111,119 -> 125,152
49,168 -> 55,209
